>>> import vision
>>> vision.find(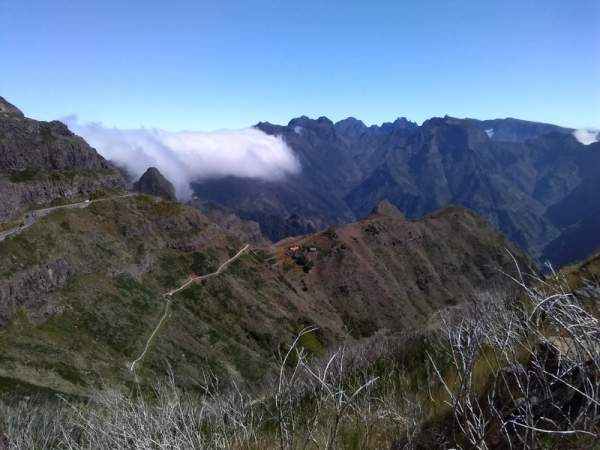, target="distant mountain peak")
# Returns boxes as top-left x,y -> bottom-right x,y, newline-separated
286,116 -> 336,140
288,115 -> 334,128
380,117 -> 418,133
335,117 -> 368,138
368,200 -> 405,219
0,96 -> 24,117
335,117 -> 366,127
